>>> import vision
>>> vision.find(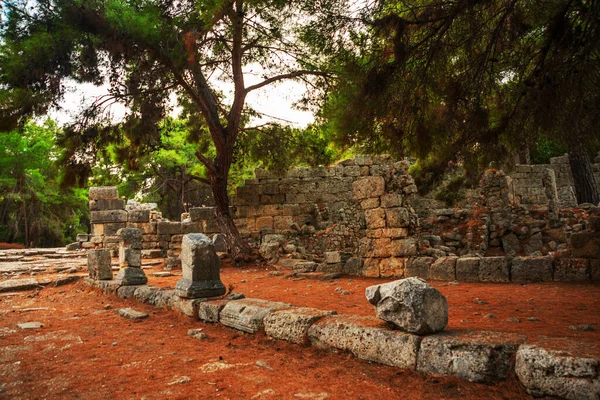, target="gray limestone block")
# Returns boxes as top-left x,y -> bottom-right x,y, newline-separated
405,257 -> 434,280
0,278 -> 40,293
176,233 -> 225,298
502,233 -> 520,257
87,201 -> 115,219
97,280 -> 121,295
89,199 -> 125,211
479,257 -> 510,282
516,342 -> 600,400
429,256 -> 457,281
264,307 -> 337,344
365,277 -> 447,335
343,257 -> 364,275
292,261 -> 318,273
391,238 -> 417,257
87,249 -> 112,280
511,256 -> 553,283
182,221 -> 204,234
102,222 -> 127,236
128,209 -> 150,223
198,300 -> 230,323
172,297 -> 206,318
157,221 -> 183,235
417,331 -> 526,384
89,186 -> 118,200
219,298 -> 293,333
456,257 -> 480,282
134,286 -> 174,308
119,248 -> 142,268
115,267 -> 148,286
118,307 -> 148,321
76,233 -> 89,242
307,315 -> 421,369
90,210 -> 128,224
117,227 -> 143,249
117,284 -> 143,299
189,207 -> 216,222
